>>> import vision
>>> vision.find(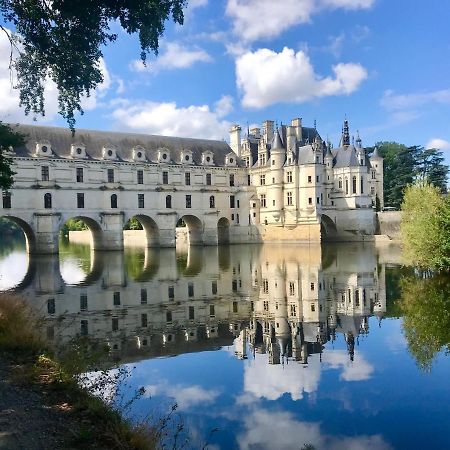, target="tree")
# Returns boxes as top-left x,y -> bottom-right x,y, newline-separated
400,274 -> 450,371
0,121 -> 25,190
401,183 -> 450,270
0,0 -> 186,130
416,147 -> 449,193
